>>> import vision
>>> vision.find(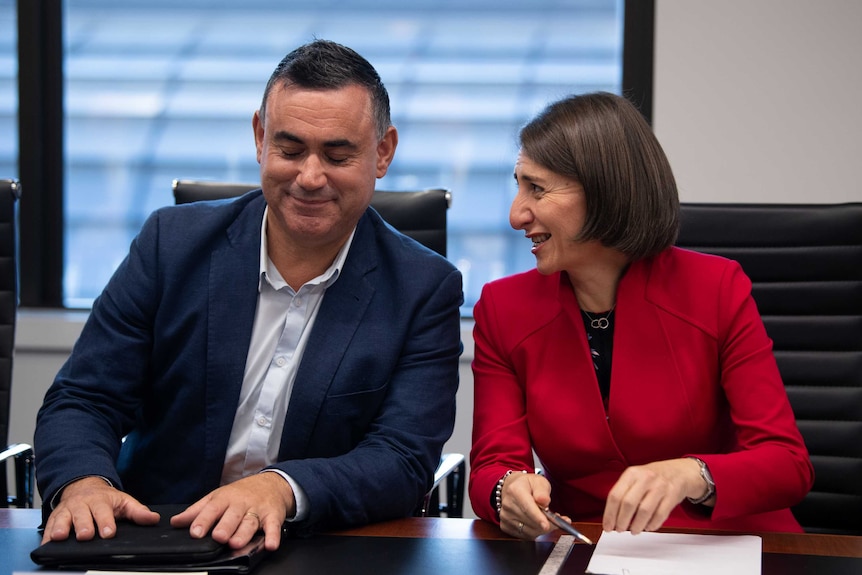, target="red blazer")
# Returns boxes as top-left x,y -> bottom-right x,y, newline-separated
470,247 -> 814,532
